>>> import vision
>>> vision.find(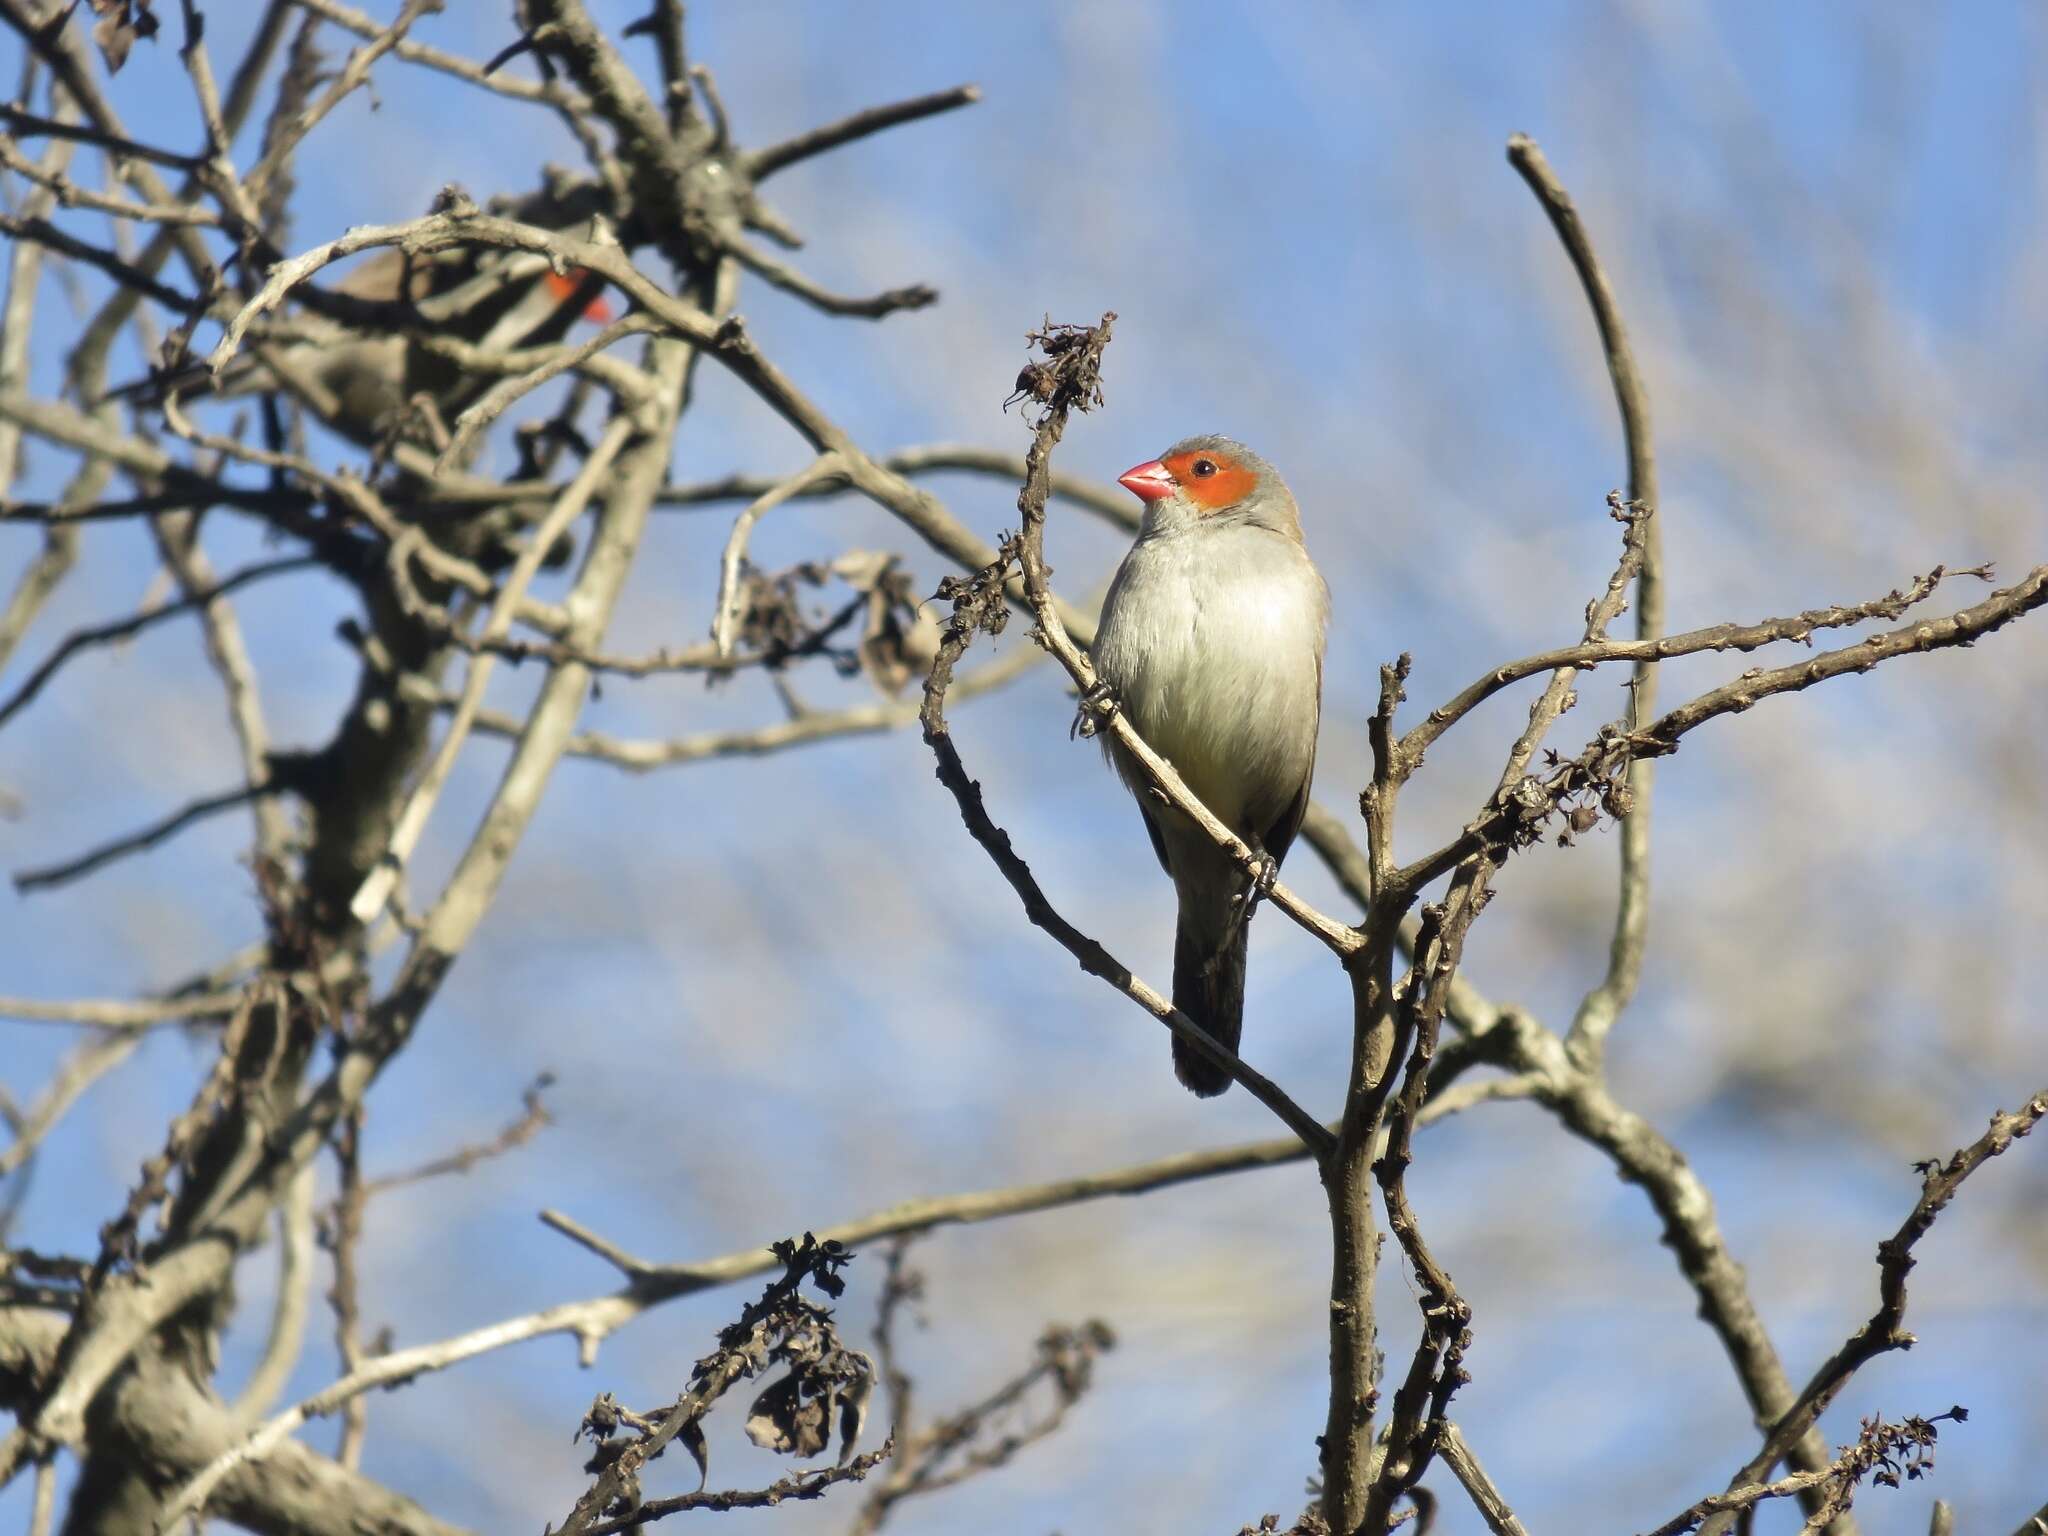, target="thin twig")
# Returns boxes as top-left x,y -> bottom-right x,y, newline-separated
12,782 -> 281,894
327,1102 -> 370,1471
745,85 -> 981,180
429,312 -> 663,473
1360,894 -> 1485,1527
0,213 -> 202,310
657,442 -> 1139,533
726,238 -> 936,319
710,454 -> 843,657
1506,134 -> 1662,1073
360,1073 -> 552,1196
0,125 -> 81,677
578,1449 -> 892,1534
459,641 -> 1045,771
26,1454 -> 54,1536
539,1209 -> 655,1279
238,0 -> 443,202
1664,1405 -> 1966,1536
0,103 -> 204,170
1401,565 -> 1980,770
0,133 -> 222,223
0,556 -> 317,734
1649,1463 -> 1873,1536
289,0 -> 589,108
1391,565 -> 2048,899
